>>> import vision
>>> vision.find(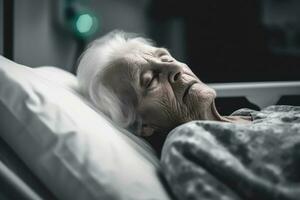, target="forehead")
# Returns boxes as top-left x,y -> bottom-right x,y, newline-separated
126,46 -> 170,75
102,45 -> 170,87
124,45 -> 156,80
